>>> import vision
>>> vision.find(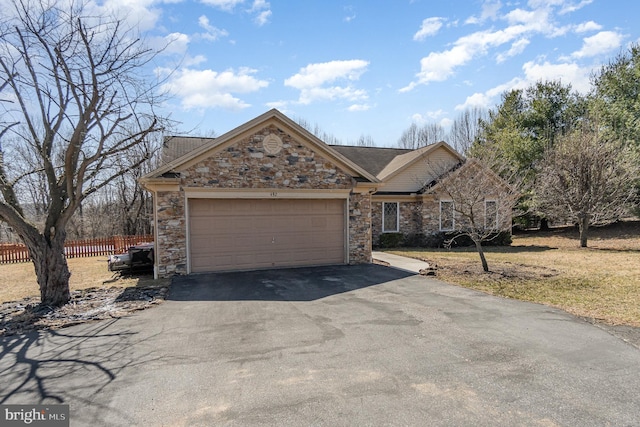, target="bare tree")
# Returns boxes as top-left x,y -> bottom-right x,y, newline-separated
424,157 -> 520,272
398,122 -> 445,149
0,0 -> 166,306
536,124 -> 638,247
354,134 -> 376,147
448,107 -> 487,155
296,117 -> 343,145
66,136 -> 160,239
398,123 -> 420,149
